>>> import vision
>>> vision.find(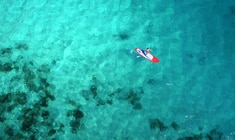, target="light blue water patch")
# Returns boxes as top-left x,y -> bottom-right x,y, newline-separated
1,0 -> 235,139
